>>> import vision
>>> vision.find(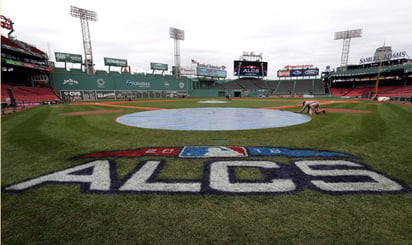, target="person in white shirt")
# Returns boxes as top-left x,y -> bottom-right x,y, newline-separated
299,101 -> 325,114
